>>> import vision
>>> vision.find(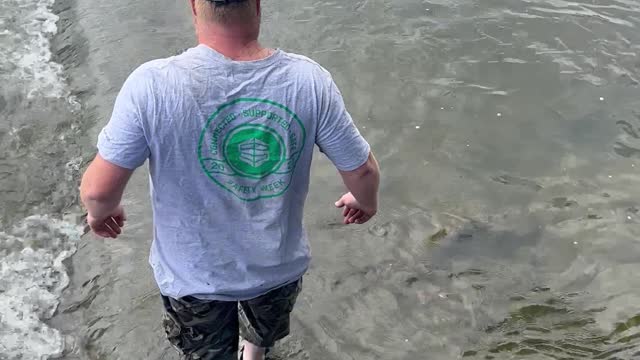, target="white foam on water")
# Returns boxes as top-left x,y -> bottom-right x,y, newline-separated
0,216 -> 82,360
0,0 -> 77,104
